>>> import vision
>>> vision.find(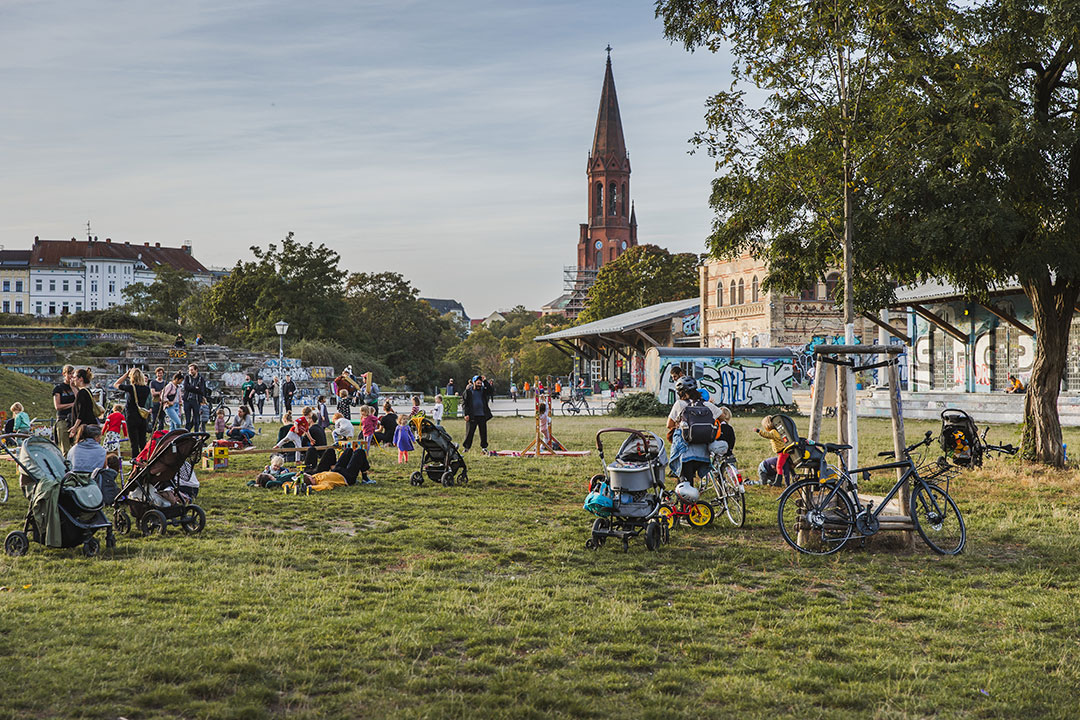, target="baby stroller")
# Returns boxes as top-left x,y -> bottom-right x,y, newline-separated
113,430 -> 209,536
940,409 -> 982,467
409,417 -> 468,487
3,434 -> 112,557
583,428 -> 669,552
